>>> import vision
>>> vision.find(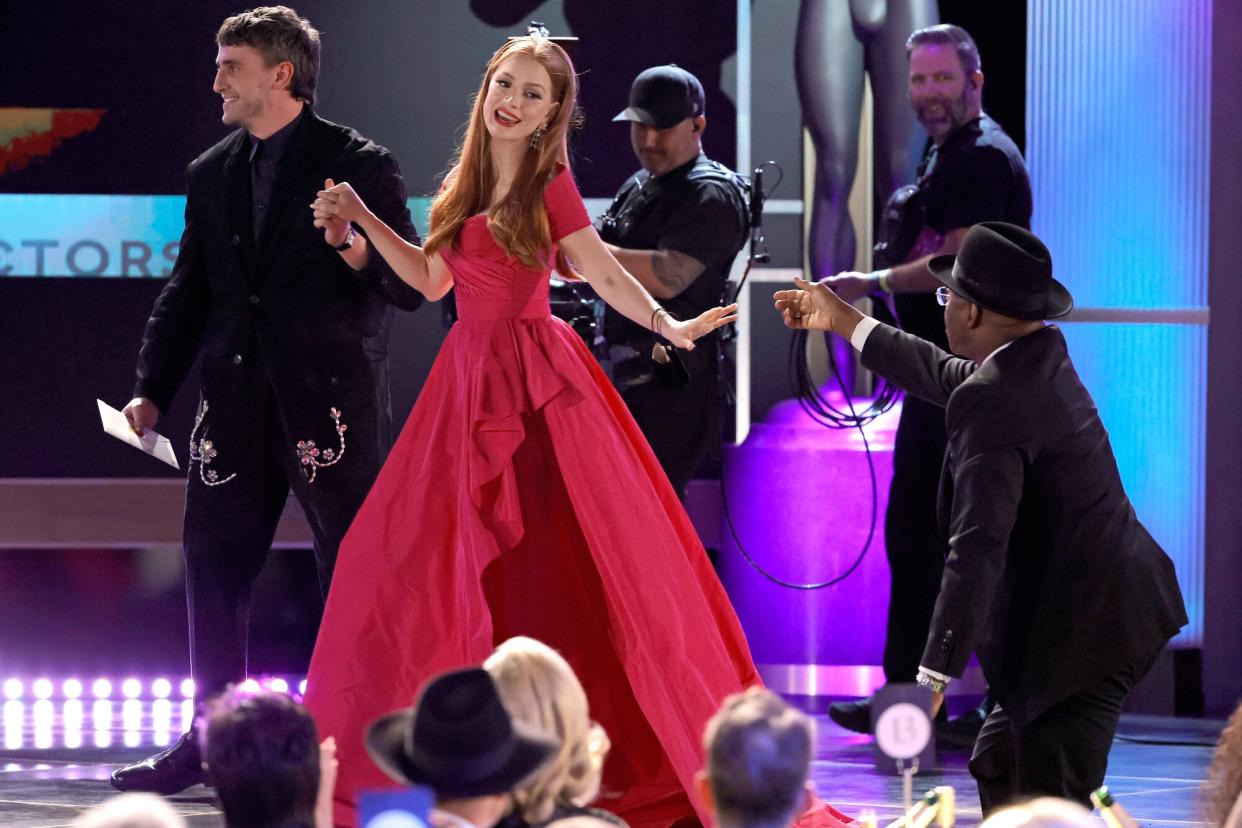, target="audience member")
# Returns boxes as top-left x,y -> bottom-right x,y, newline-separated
200,687 -> 322,828
484,636 -> 623,828
1206,703 -> 1242,828
980,798 -> 1095,828
695,687 -> 814,828
366,667 -> 558,828
71,793 -> 187,828
544,817 -> 623,828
